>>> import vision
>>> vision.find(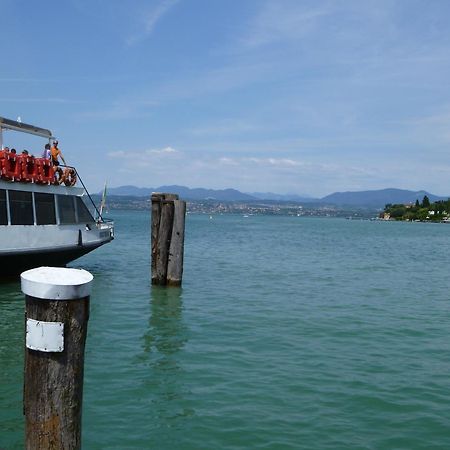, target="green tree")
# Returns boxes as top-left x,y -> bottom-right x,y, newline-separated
422,195 -> 430,208
390,205 -> 407,219
416,208 -> 429,221
415,199 -> 420,208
